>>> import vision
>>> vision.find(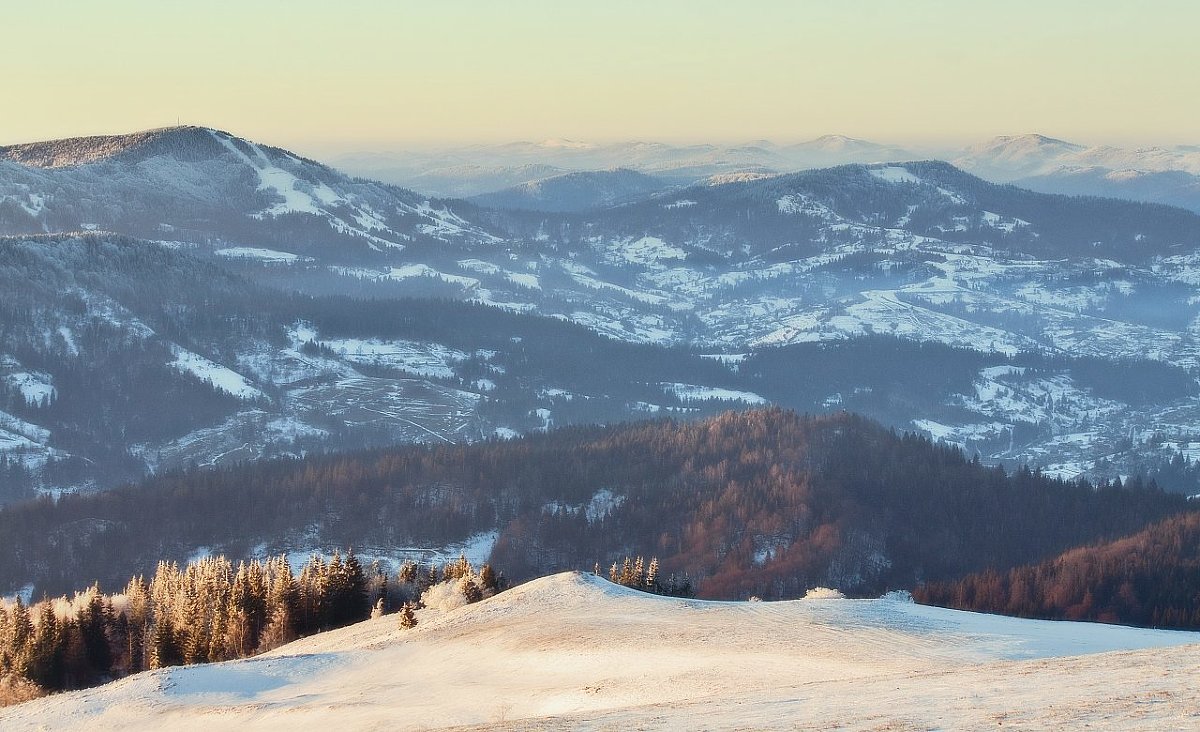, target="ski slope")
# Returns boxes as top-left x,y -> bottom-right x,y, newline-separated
5,572 -> 1200,730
